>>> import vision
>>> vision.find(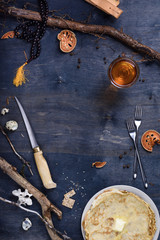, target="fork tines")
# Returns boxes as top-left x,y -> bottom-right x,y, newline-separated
135,105 -> 142,120
126,118 -> 135,132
